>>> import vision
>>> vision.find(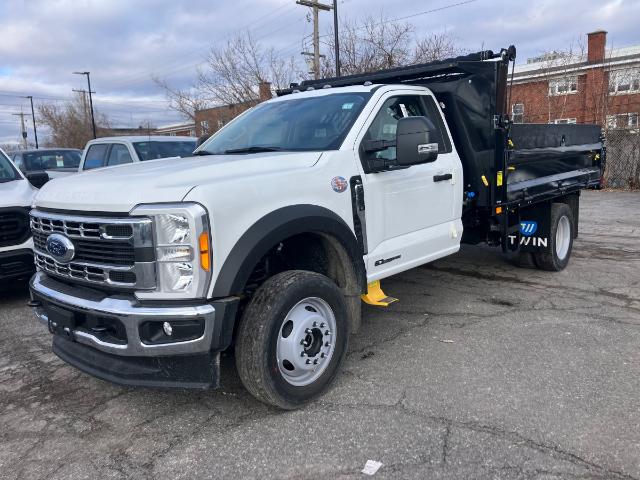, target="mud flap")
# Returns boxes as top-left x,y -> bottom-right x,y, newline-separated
361,280 -> 398,307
